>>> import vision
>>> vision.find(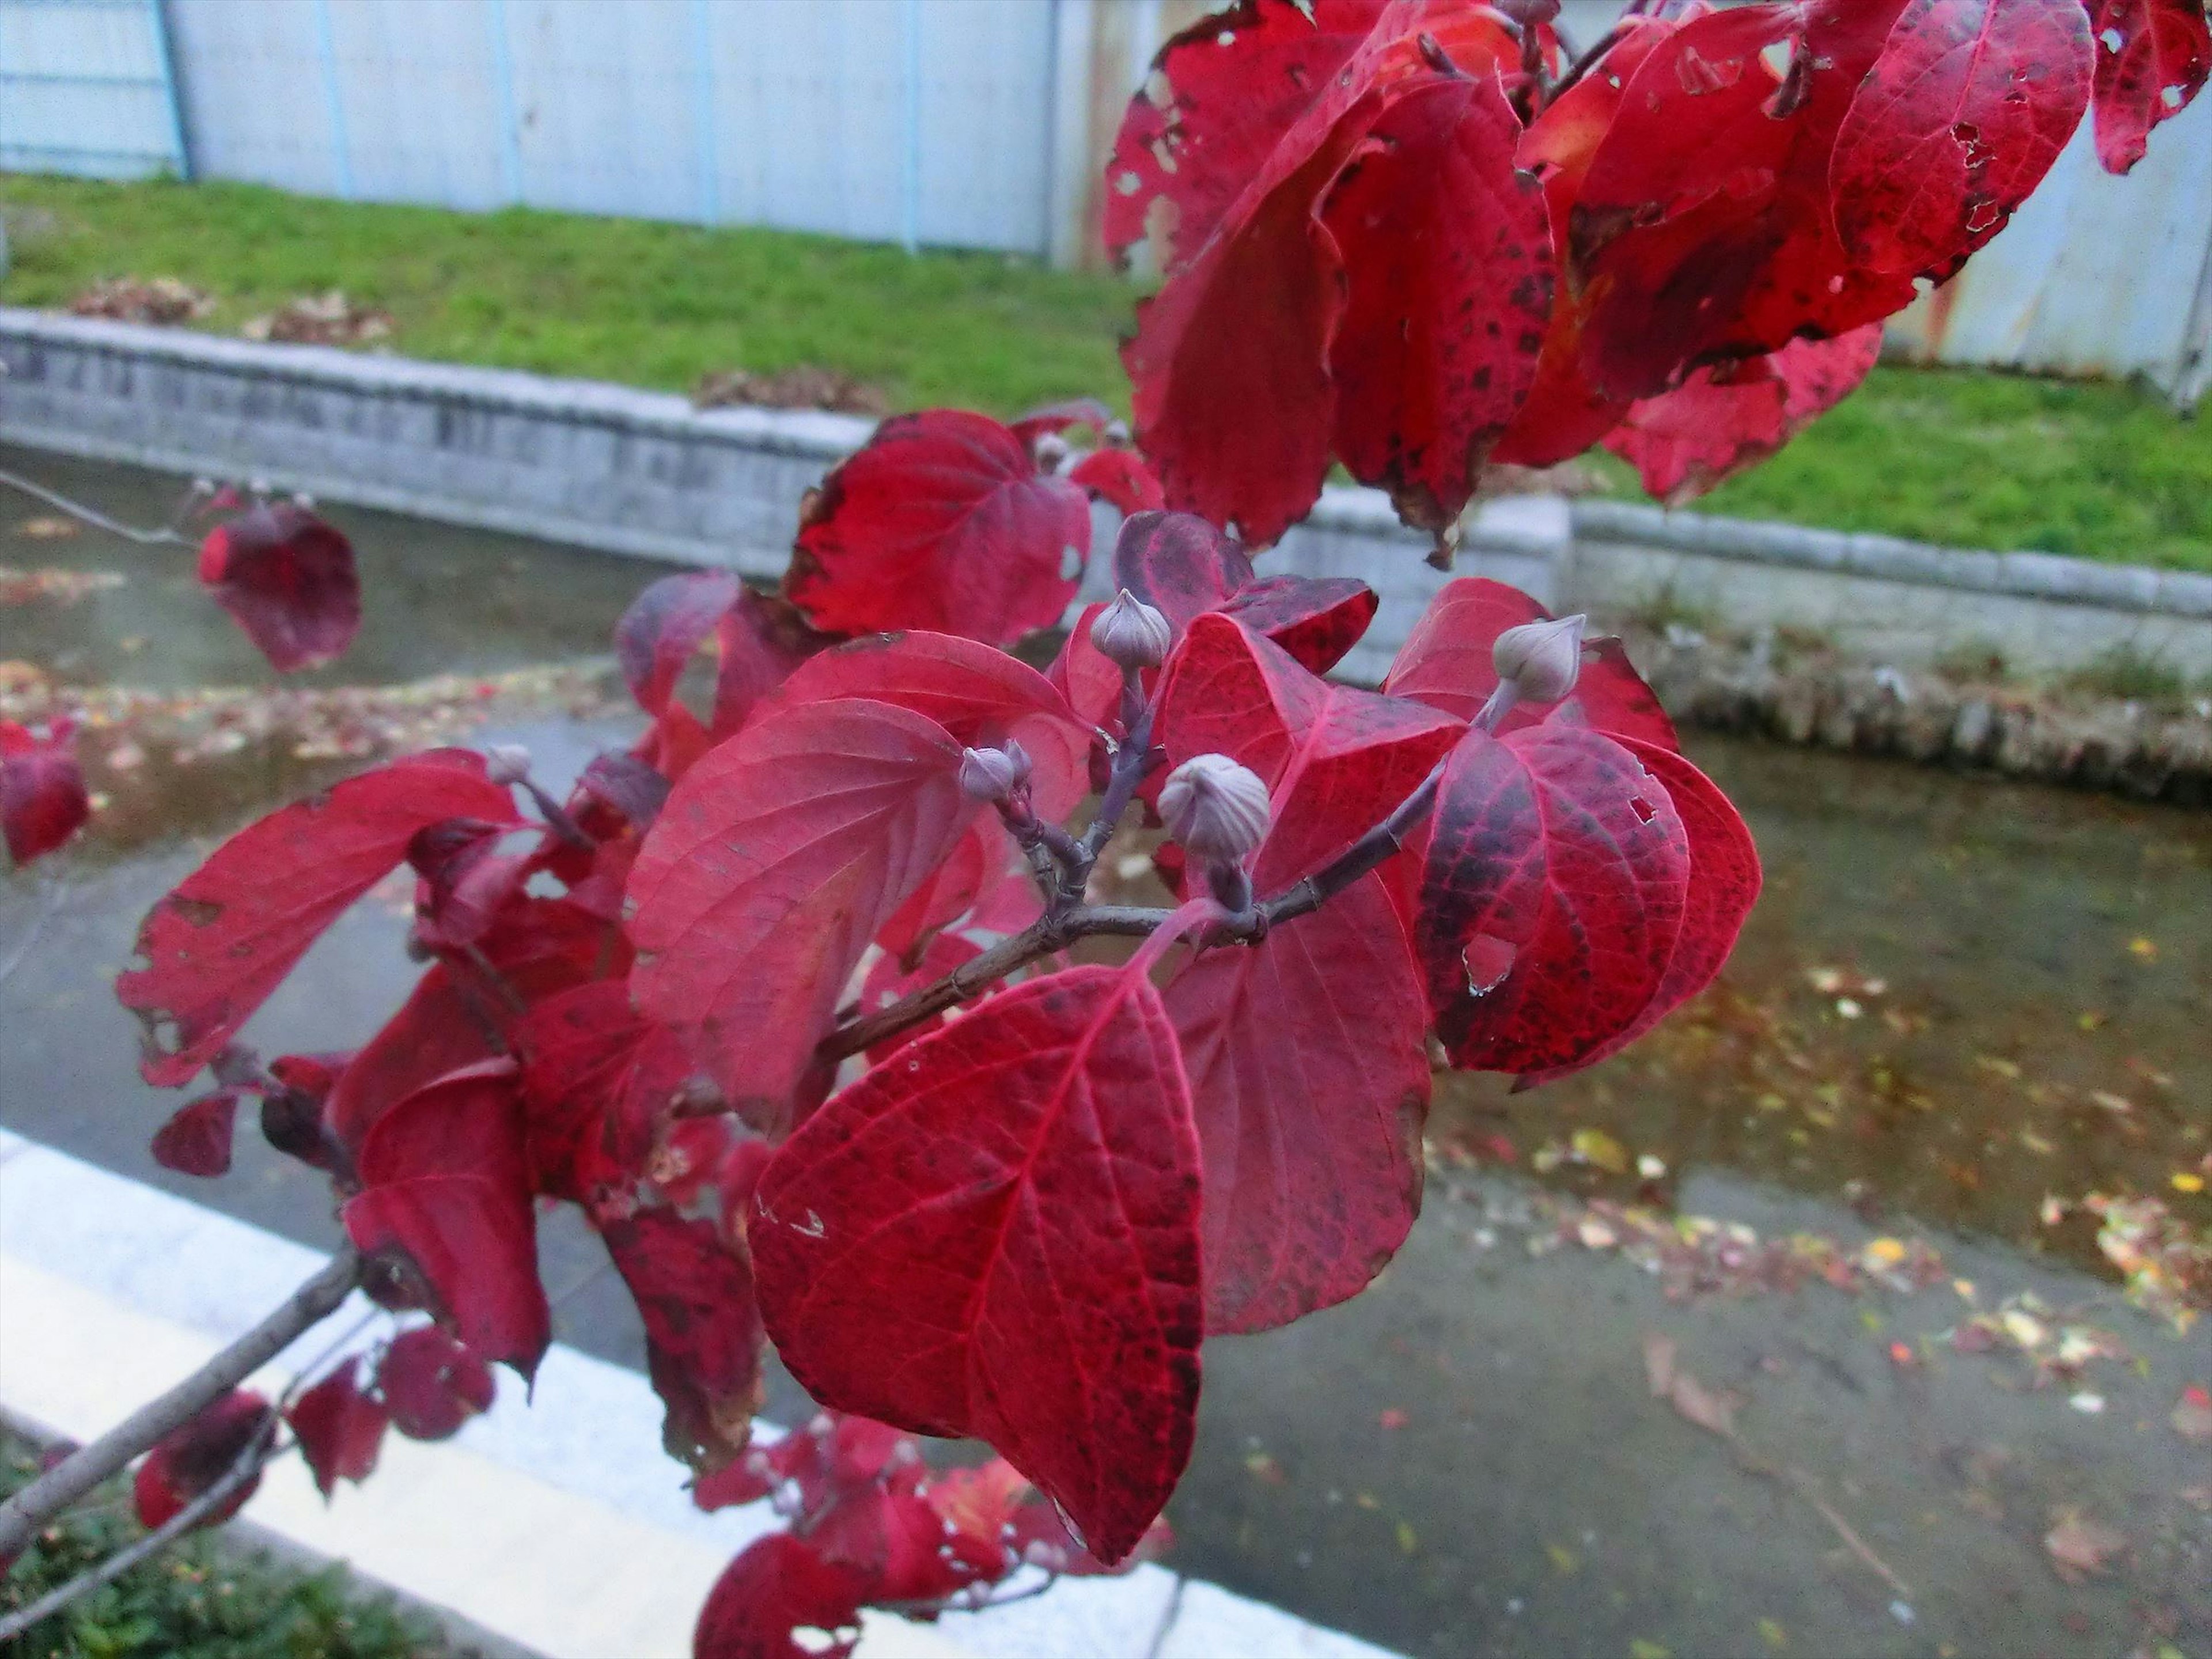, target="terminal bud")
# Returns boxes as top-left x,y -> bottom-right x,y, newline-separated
1491,613 -> 1588,704
1158,753 -> 1271,865
1090,589 -> 1173,672
483,743 -> 533,786
959,740 -> 1033,805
